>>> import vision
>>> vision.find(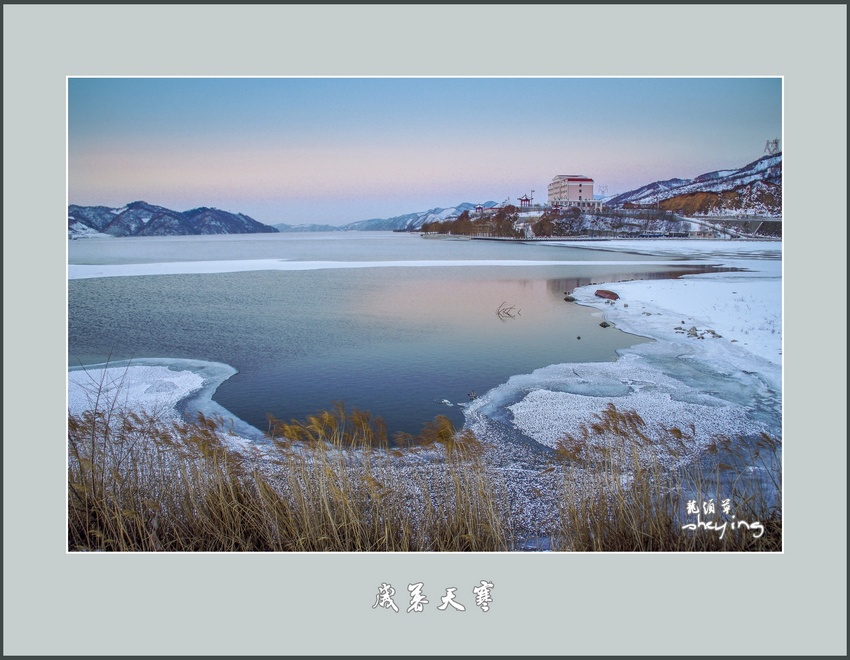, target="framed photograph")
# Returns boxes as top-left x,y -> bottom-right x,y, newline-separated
5,4 -> 846,656
66,74 -> 784,556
